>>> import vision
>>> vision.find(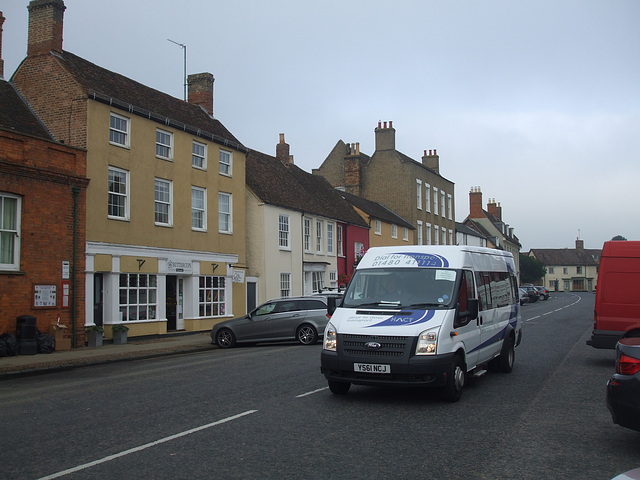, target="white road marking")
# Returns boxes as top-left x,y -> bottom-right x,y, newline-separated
296,386 -> 329,398
37,410 -> 258,480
